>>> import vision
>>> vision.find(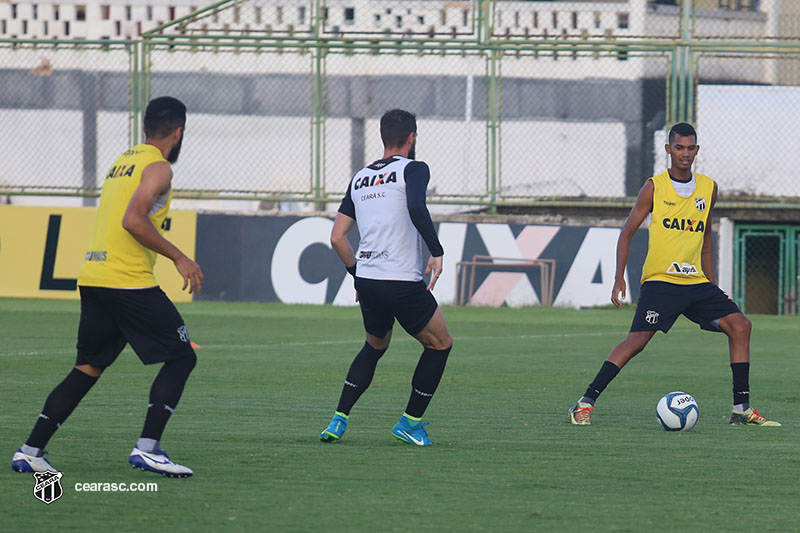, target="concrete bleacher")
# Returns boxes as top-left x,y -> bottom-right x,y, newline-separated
0,1 -> 774,43
0,1 -> 649,42
0,1 -> 196,40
